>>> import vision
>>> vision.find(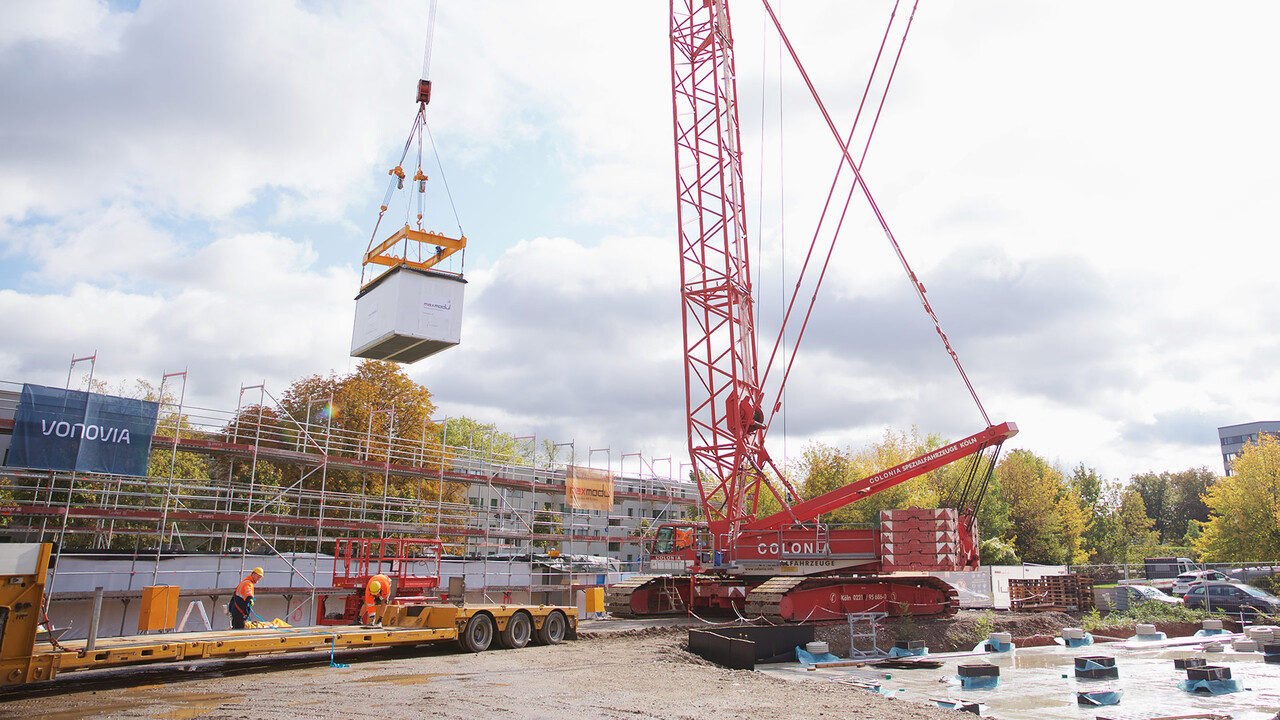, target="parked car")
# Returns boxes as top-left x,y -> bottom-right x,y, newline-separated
1229,566 -> 1280,583
1172,569 -> 1230,596
1183,582 -> 1280,617
1121,584 -> 1184,607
